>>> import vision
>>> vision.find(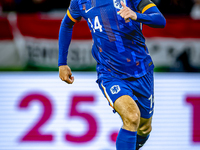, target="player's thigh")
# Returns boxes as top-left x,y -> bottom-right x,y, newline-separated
114,95 -> 140,131
137,116 -> 152,136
